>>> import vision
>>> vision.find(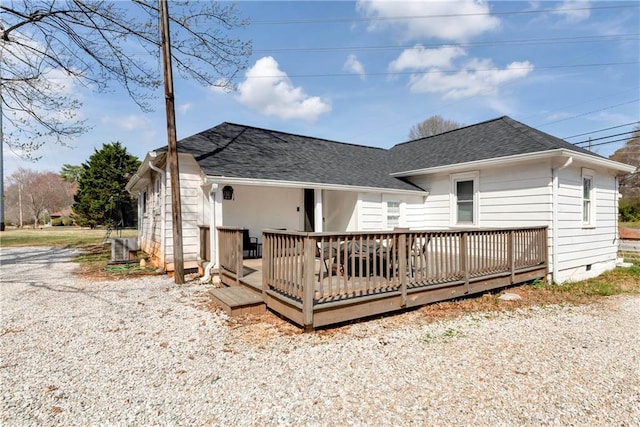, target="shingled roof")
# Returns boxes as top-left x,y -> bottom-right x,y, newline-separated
389,116 -> 602,173
156,116 -> 611,191
168,122 -> 422,191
